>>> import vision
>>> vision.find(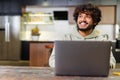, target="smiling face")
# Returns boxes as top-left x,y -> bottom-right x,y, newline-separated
77,12 -> 95,31
73,4 -> 102,32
